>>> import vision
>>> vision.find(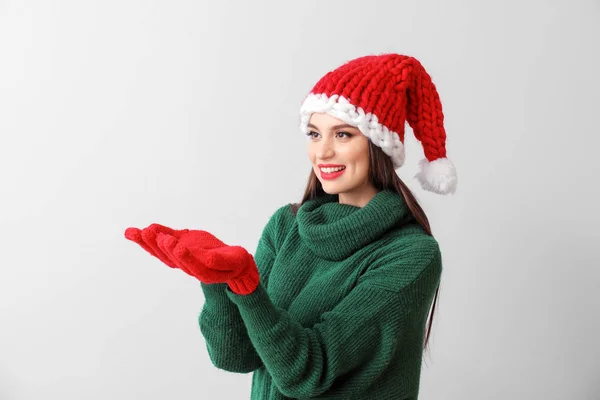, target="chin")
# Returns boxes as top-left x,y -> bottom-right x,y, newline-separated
320,181 -> 352,195
321,186 -> 341,195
